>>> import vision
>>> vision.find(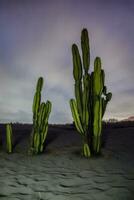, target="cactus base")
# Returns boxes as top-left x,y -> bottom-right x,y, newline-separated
82,138 -> 91,158
92,135 -> 102,155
